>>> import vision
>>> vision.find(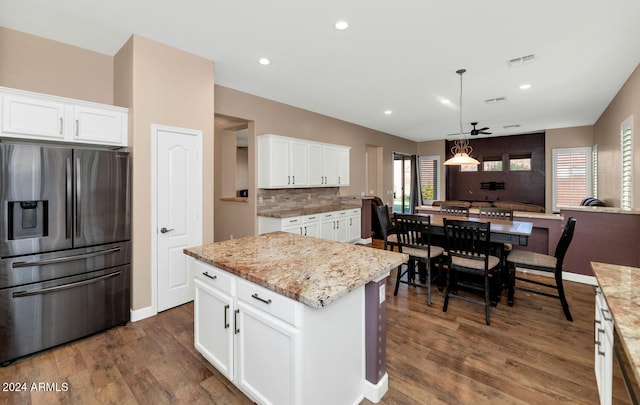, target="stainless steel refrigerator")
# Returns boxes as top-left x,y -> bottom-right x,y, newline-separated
0,143 -> 131,366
